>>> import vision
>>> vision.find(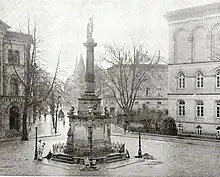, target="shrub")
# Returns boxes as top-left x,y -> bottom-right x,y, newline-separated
160,117 -> 177,135
5,129 -> 21,138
